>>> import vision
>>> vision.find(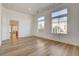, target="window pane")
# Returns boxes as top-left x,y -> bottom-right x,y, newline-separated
52,8 -> 67,17
38,16 -> 45,21
37,16 -> 45,32
60,16 -> 67,22
52,23 -> 59,33
52,18 -> 59,33
59,16 -> 67,34
38,21 -> 44,30
51,8 -> 67,34
52,18 -> 58,23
